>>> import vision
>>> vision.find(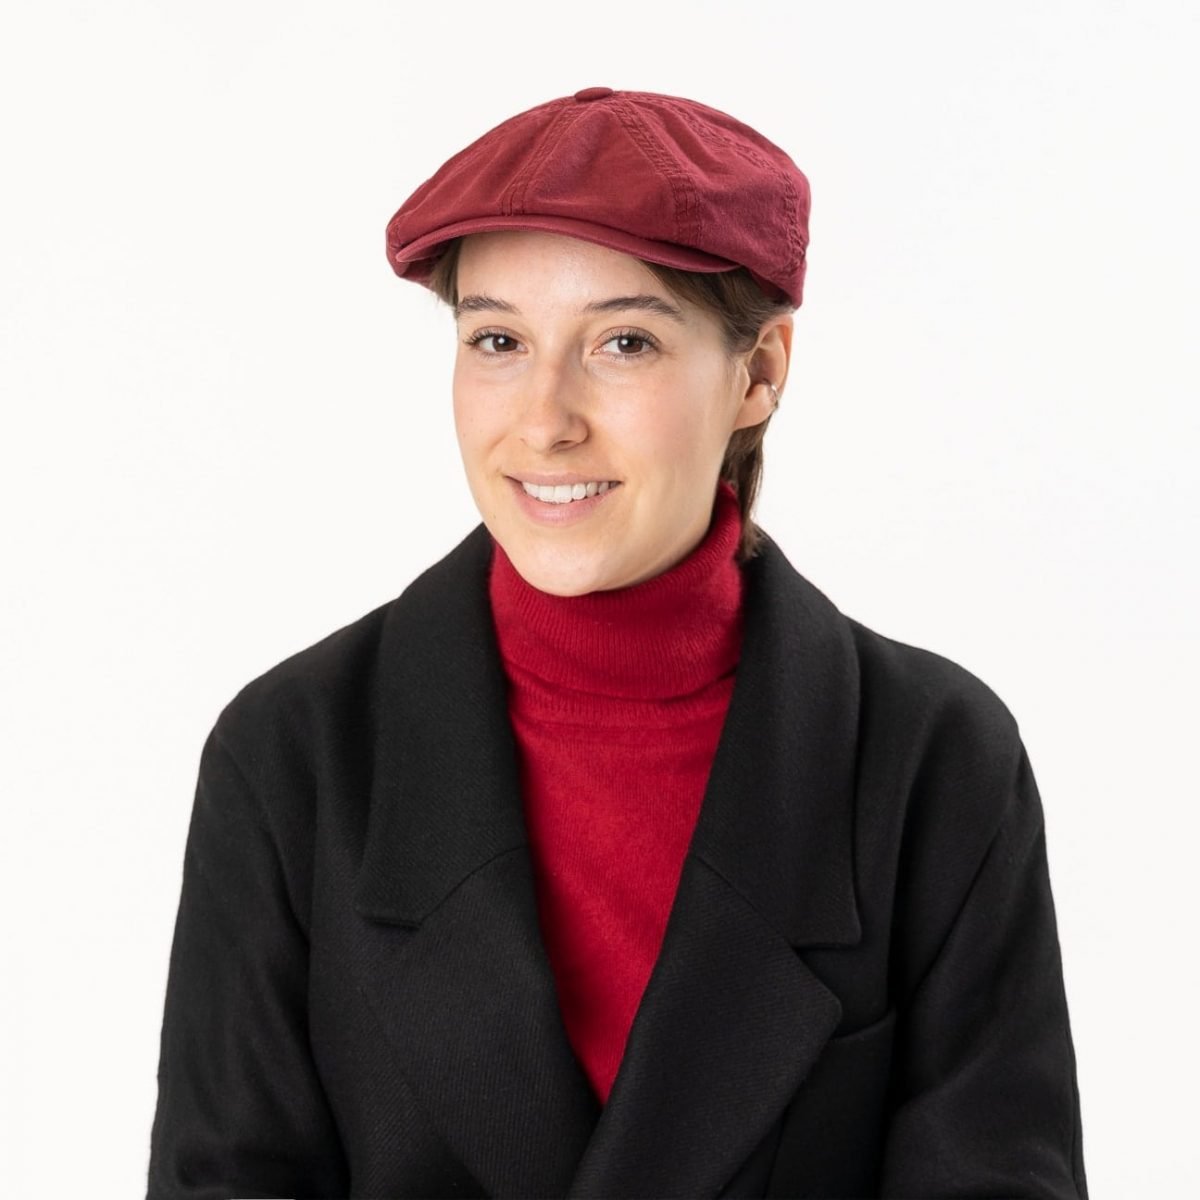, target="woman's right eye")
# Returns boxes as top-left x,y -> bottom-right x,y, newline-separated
464,330 -> 519,354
